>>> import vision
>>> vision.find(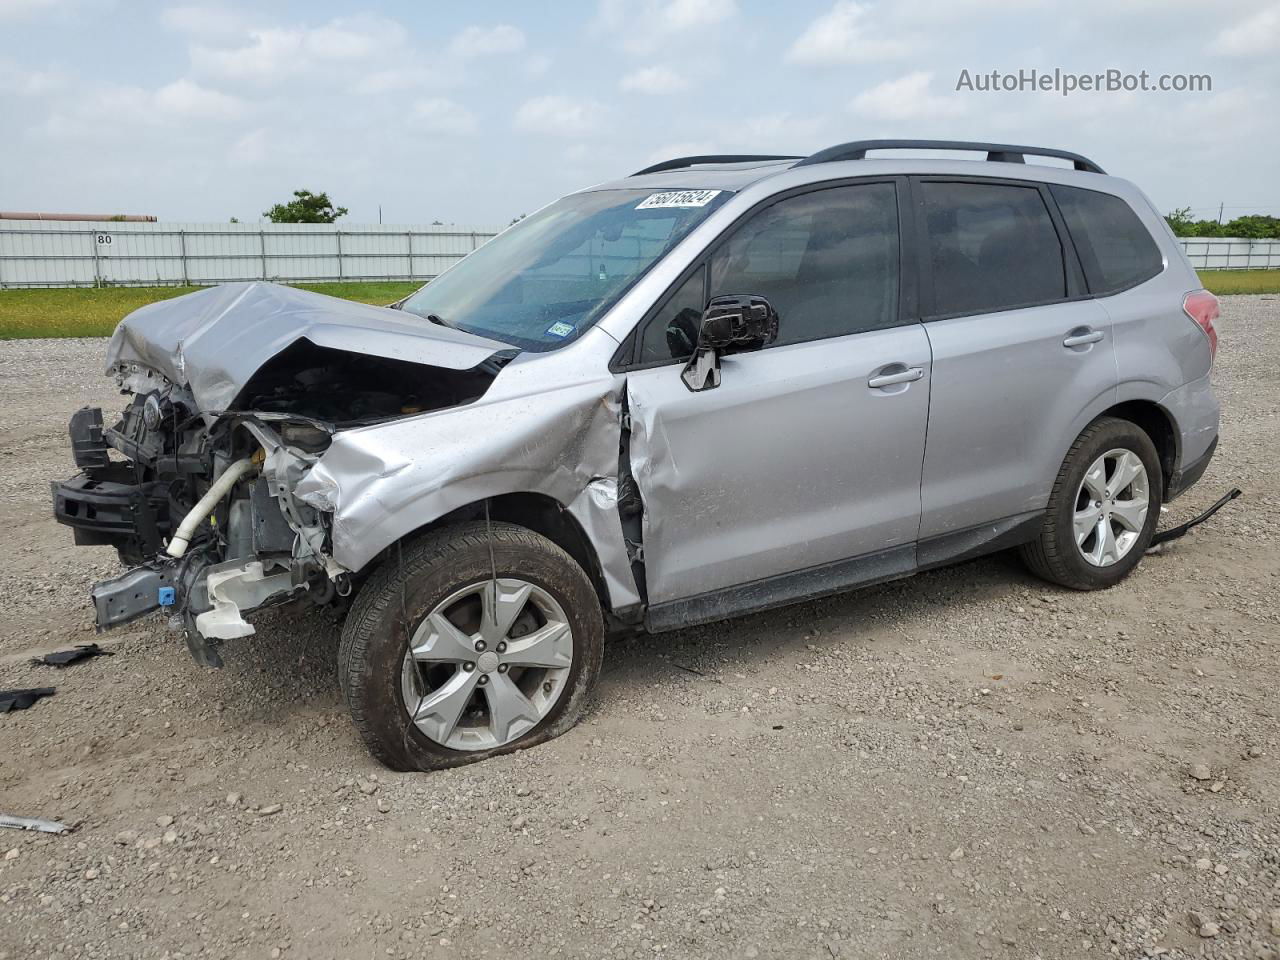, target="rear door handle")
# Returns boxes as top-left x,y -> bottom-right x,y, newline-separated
868,366 -> 924,389
1063,329 -> 1105,347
